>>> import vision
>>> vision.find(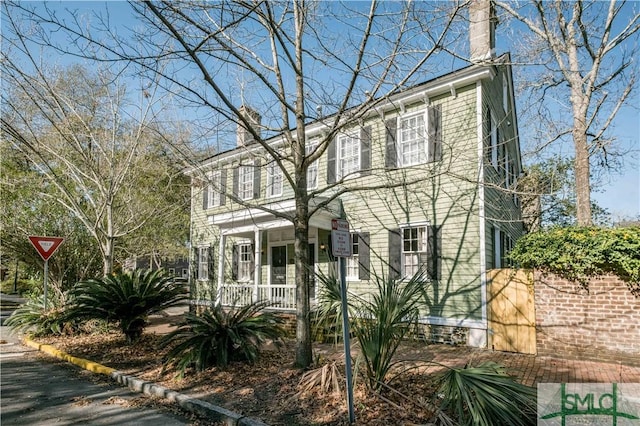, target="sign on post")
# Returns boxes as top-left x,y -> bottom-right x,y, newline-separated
330,218 -> 355,424
28,236 -> 64,261
331,219 -> 352,257
28,236 -> 64,311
